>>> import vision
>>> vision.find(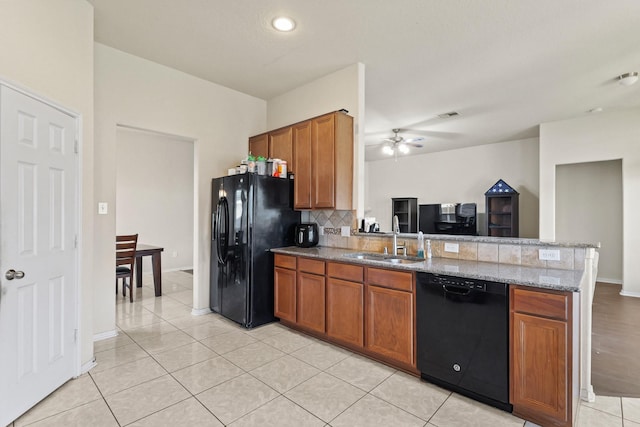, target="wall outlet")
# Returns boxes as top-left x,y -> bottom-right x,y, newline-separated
98,202 -> 108,215
539,249 -> 561,261
444,242 -> 459,253
171,251 -> 178,258
341,226 -> 351,237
